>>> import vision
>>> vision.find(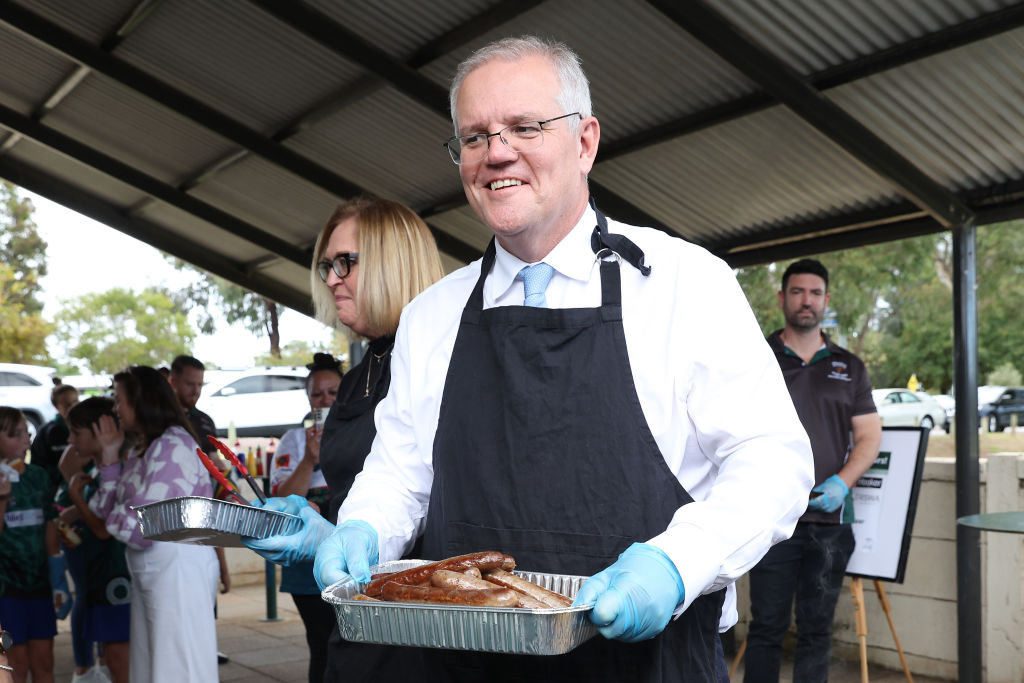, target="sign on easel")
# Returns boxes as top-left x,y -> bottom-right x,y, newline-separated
845,426 -> 929,583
